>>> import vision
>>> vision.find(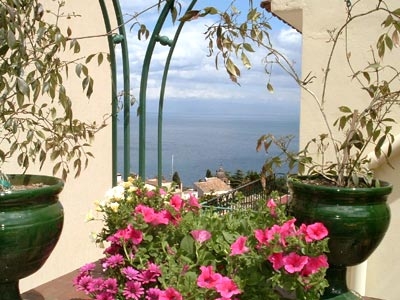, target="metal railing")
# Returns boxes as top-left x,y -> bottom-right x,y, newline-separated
201,175 -> 288,211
